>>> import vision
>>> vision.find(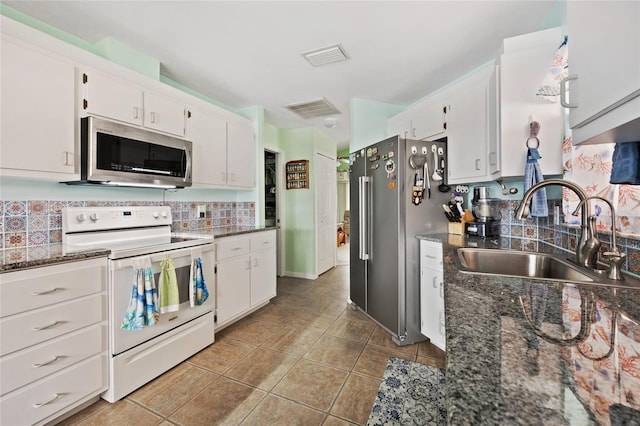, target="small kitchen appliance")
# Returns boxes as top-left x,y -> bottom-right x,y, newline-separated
465,186 -> 501,237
